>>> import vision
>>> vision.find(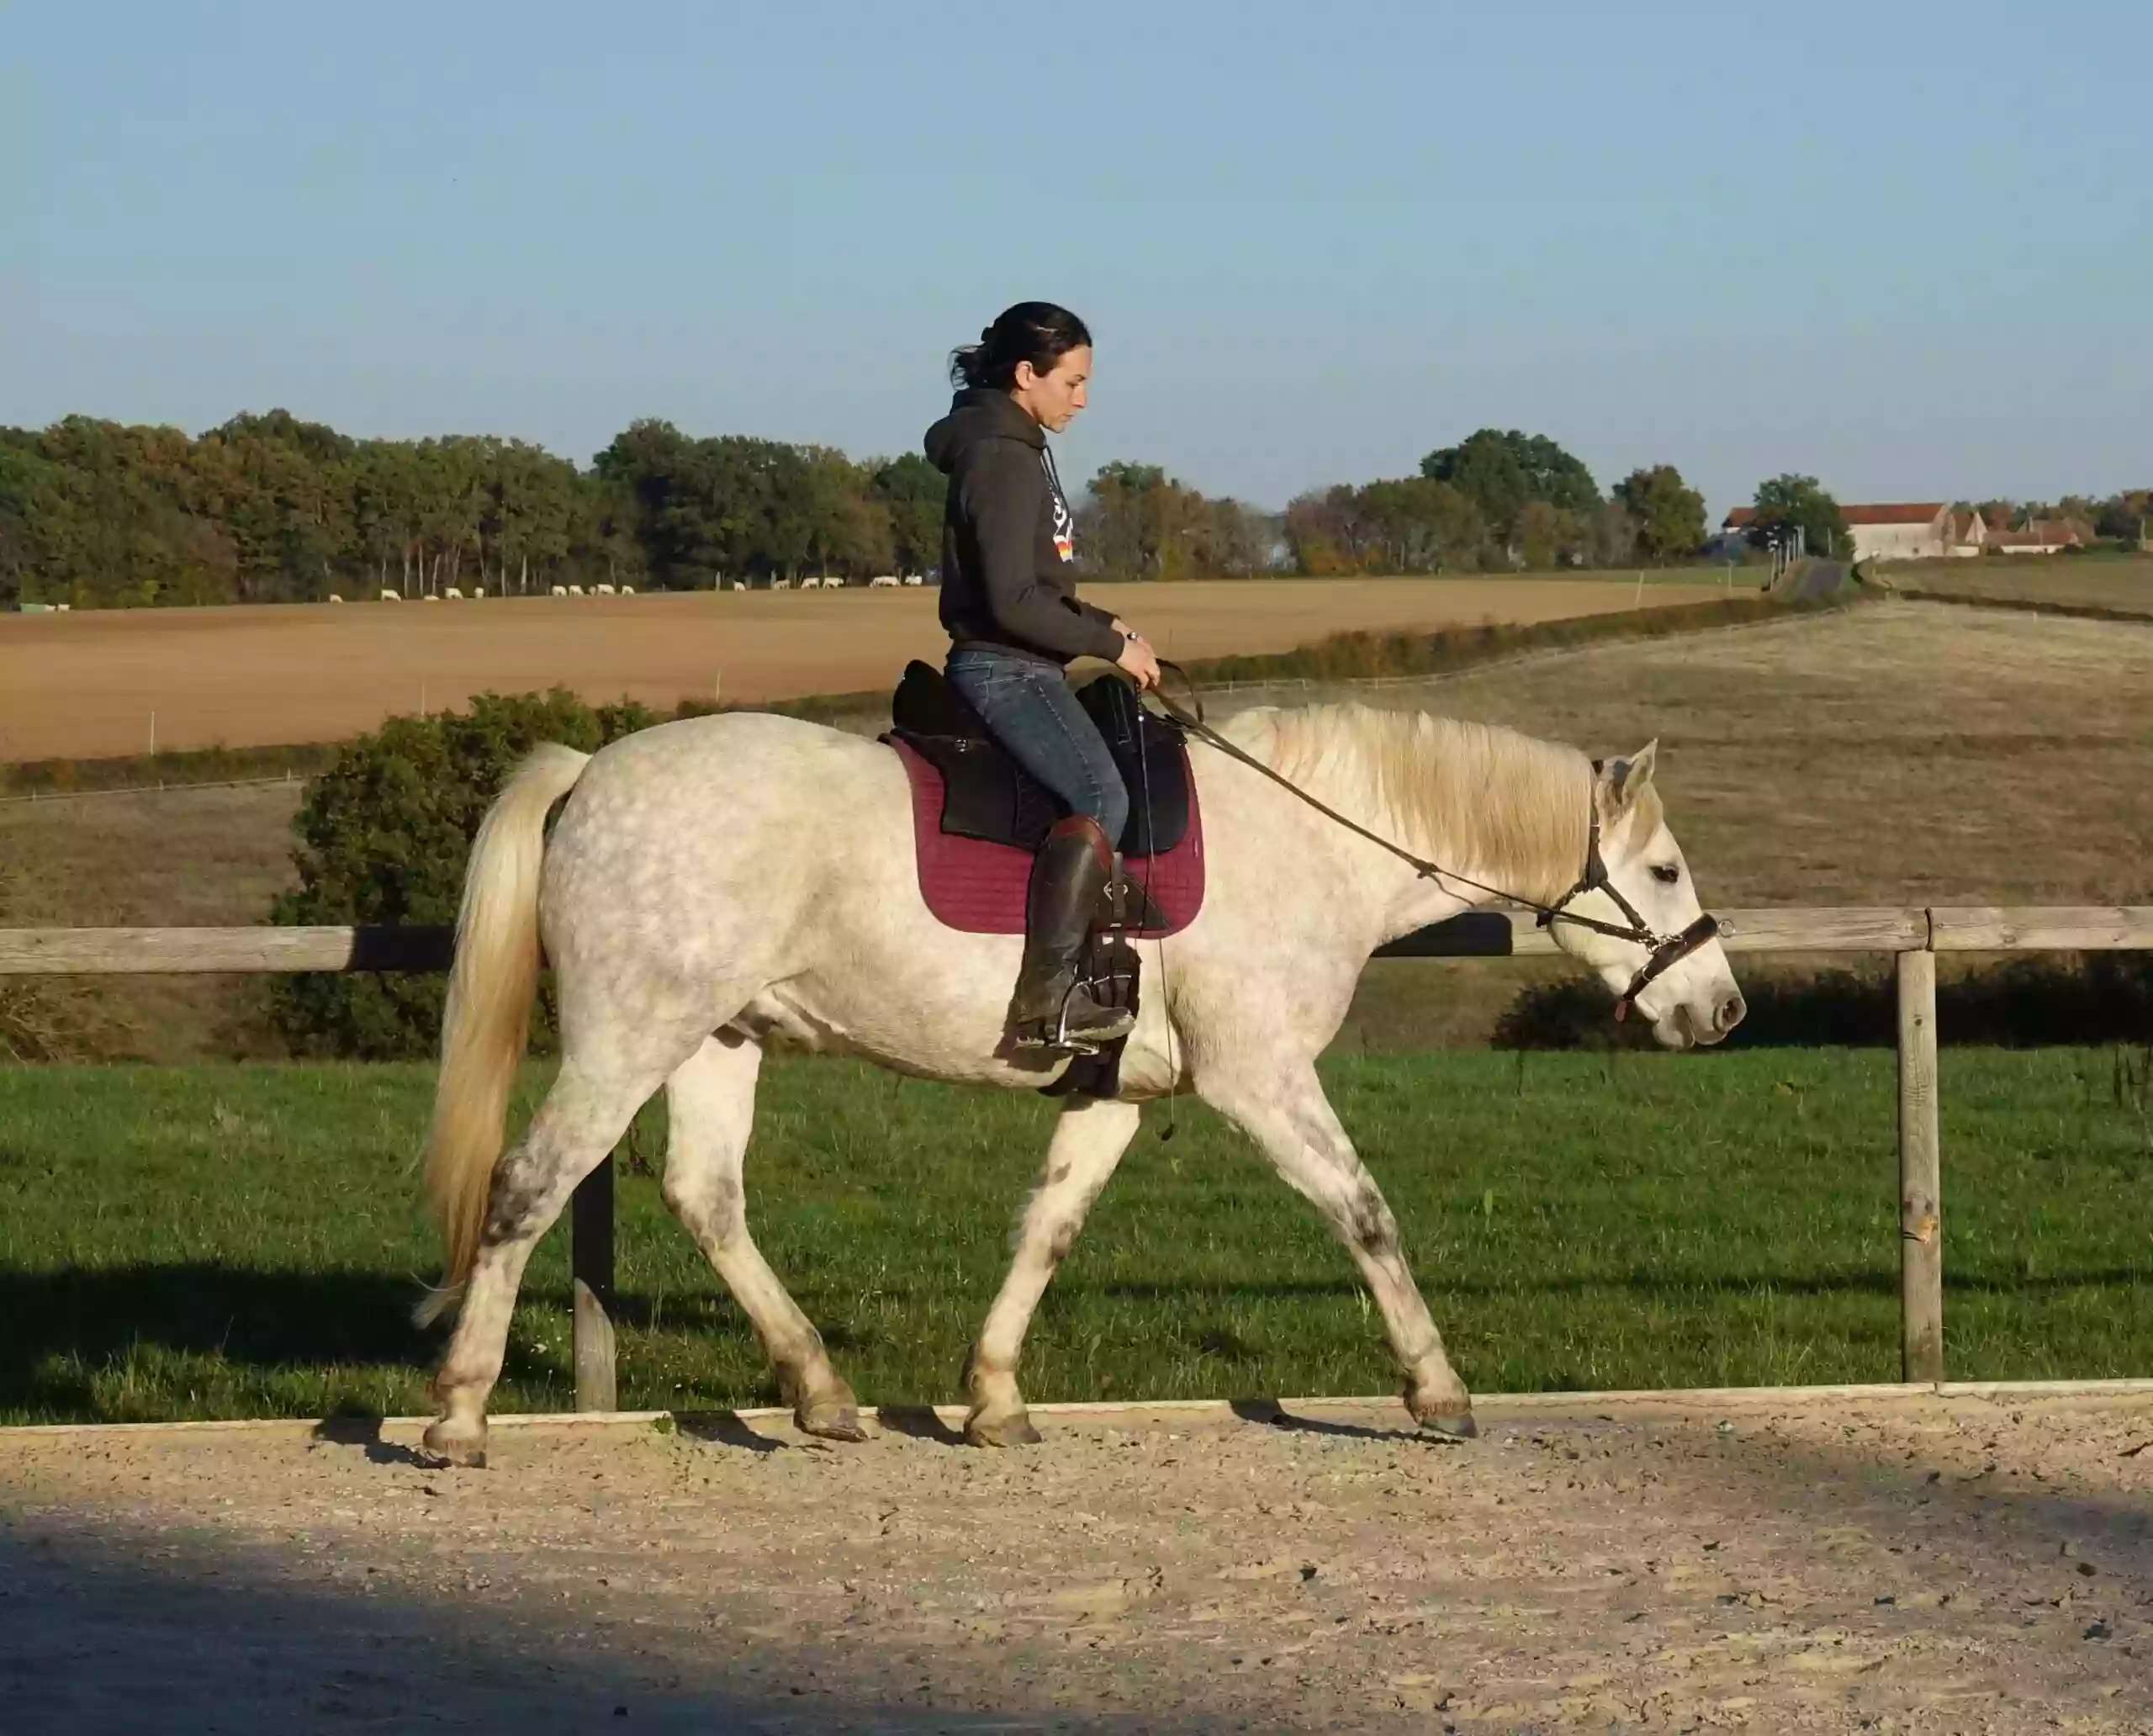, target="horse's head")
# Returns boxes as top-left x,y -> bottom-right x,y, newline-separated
1547,742 -> 1746,1050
